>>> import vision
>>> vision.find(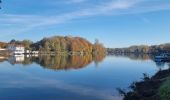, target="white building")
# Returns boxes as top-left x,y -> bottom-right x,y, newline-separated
32,51 -> 39,54
7,44 -> 25,54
